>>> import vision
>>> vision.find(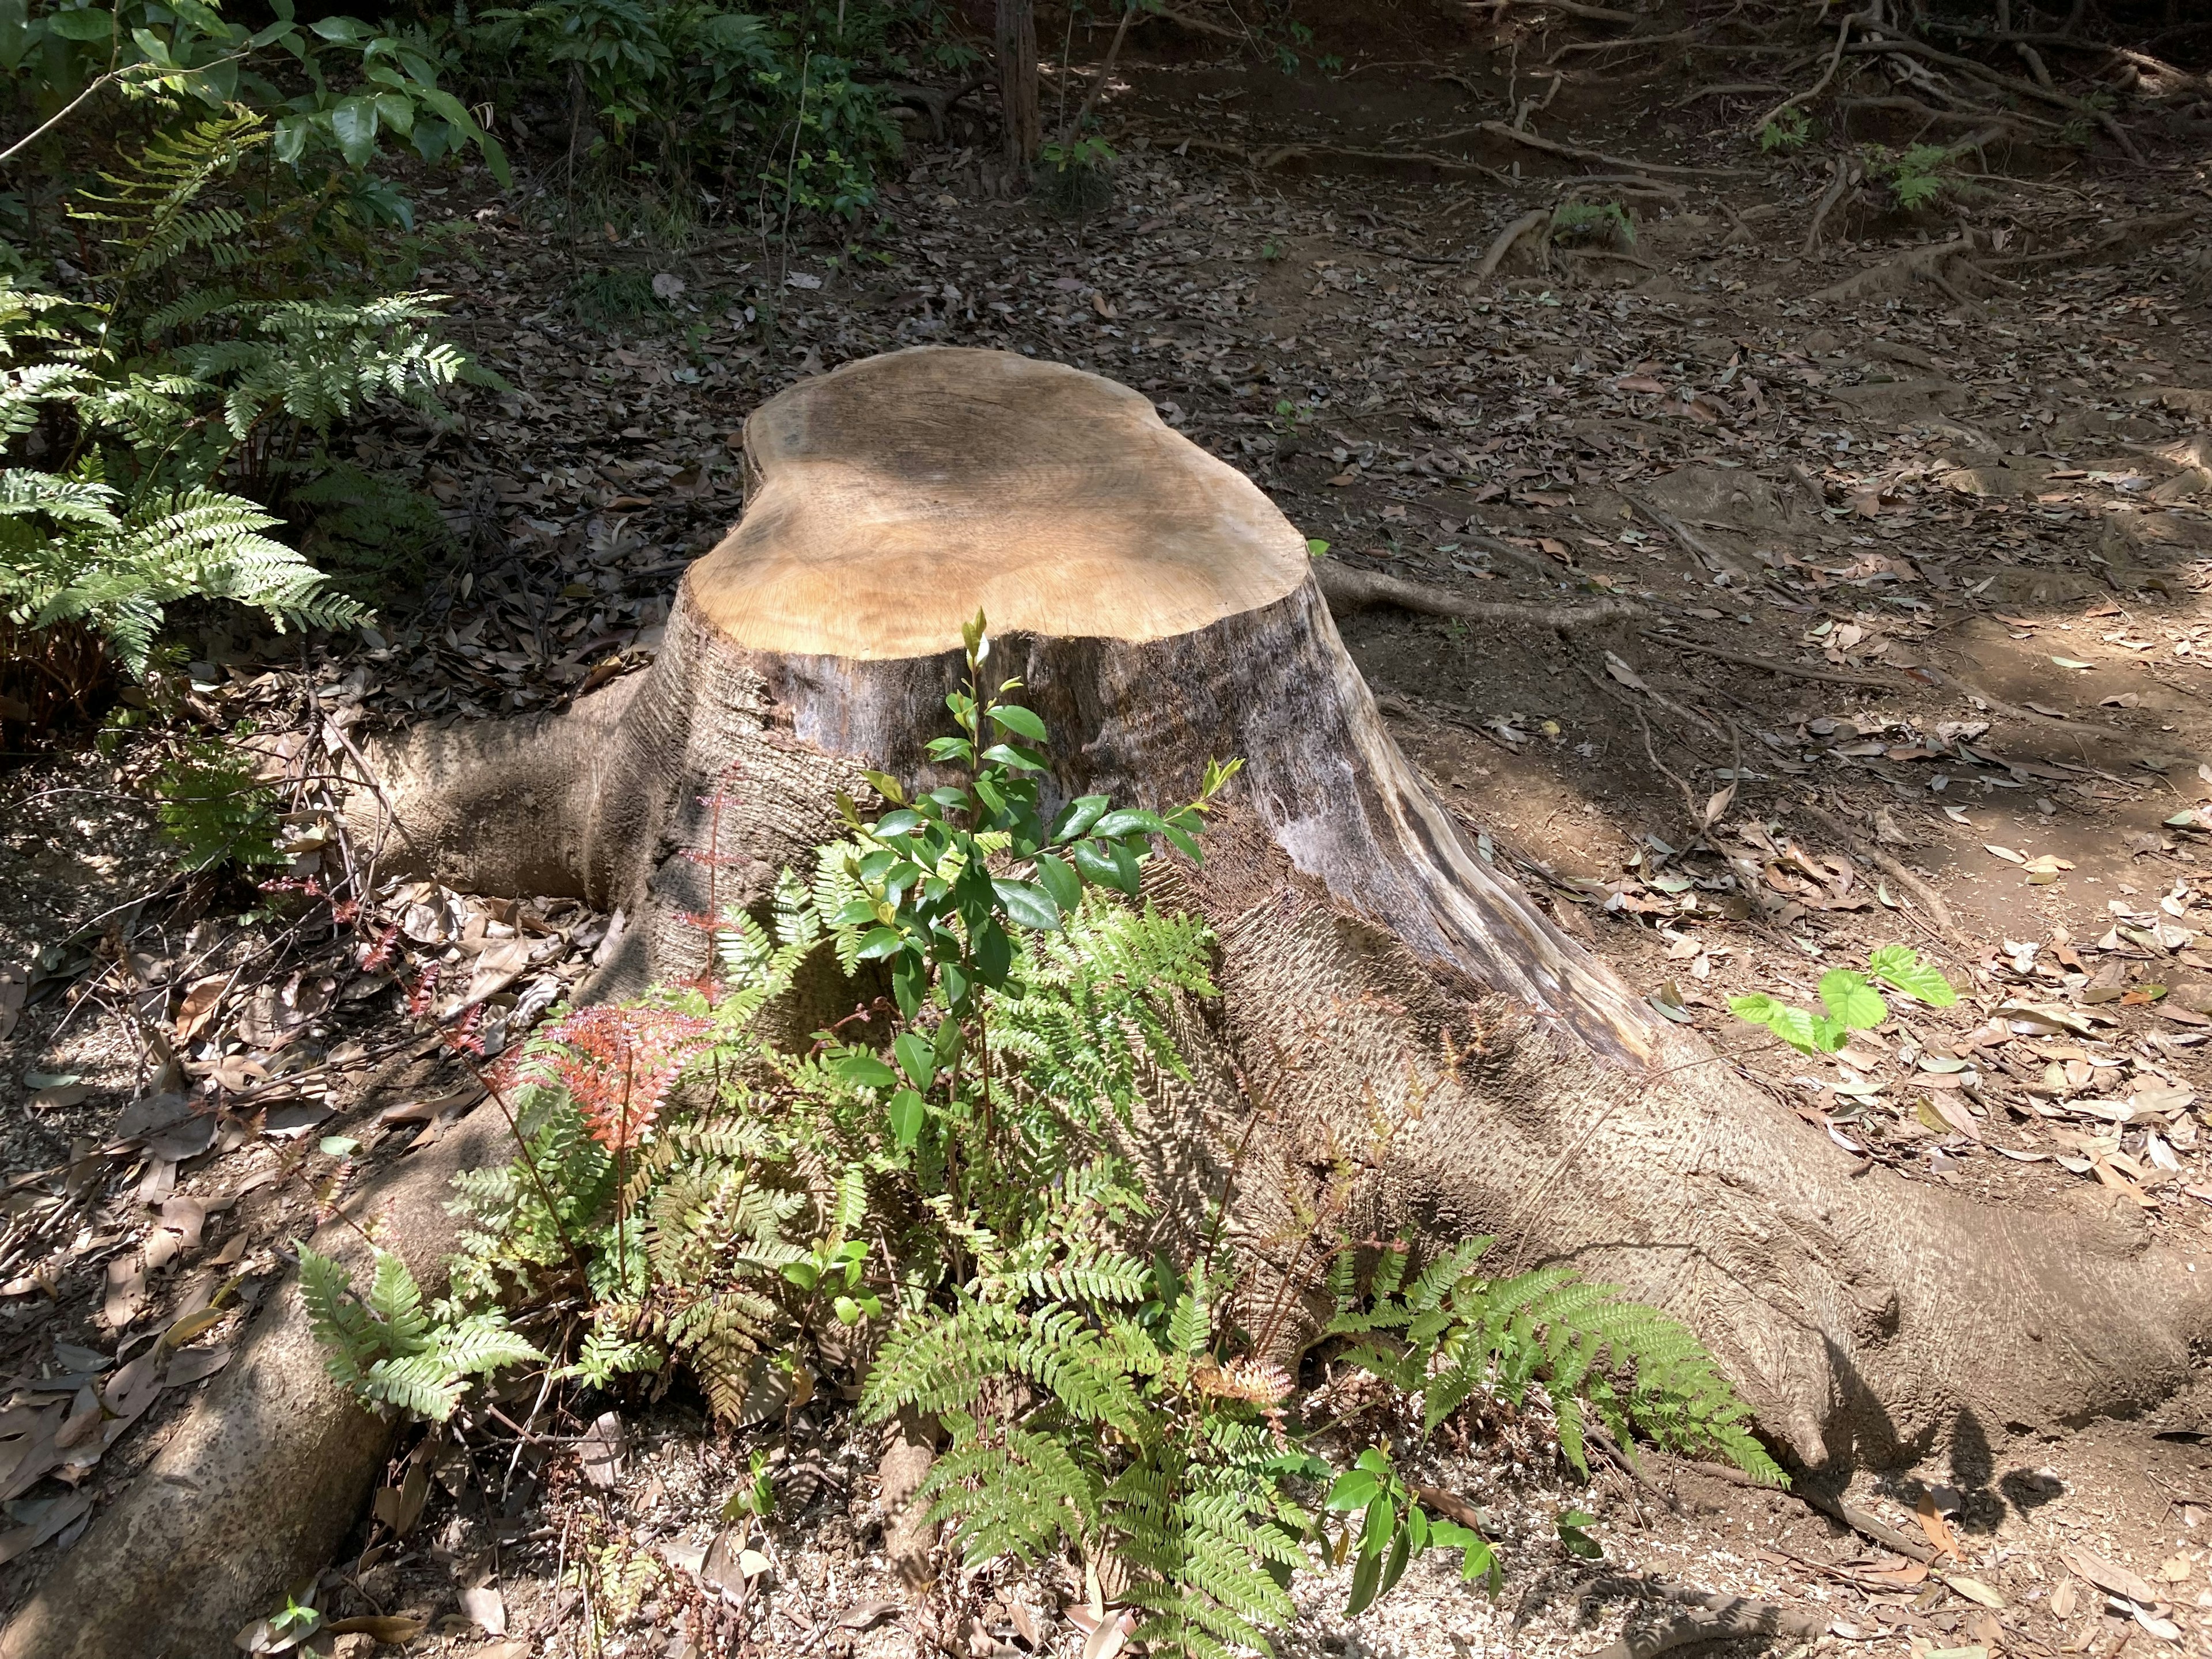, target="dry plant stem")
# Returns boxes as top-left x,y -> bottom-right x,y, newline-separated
1474,209 -> 1551,278
1793,801 -> 1965,947
1062,0 -> 1137,148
